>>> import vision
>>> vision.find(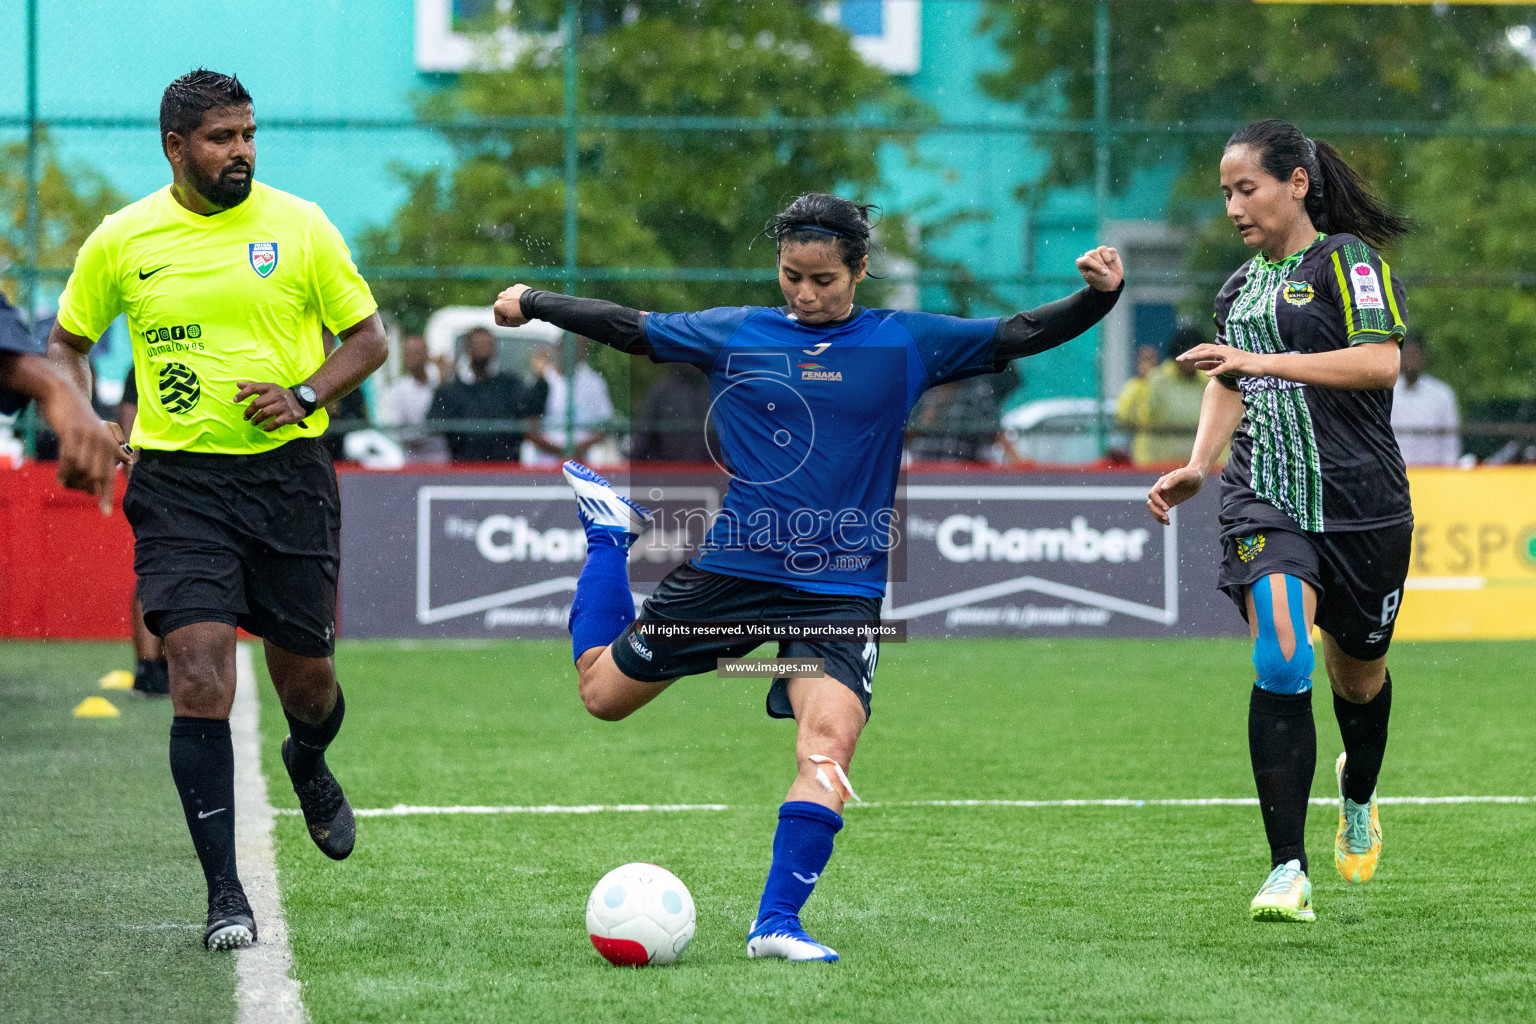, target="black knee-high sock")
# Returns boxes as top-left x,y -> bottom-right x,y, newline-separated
169,716 -> 238,893
1249,687 -> 1316,873
284,684 -> 344,782
1335,672 -> 1392,804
